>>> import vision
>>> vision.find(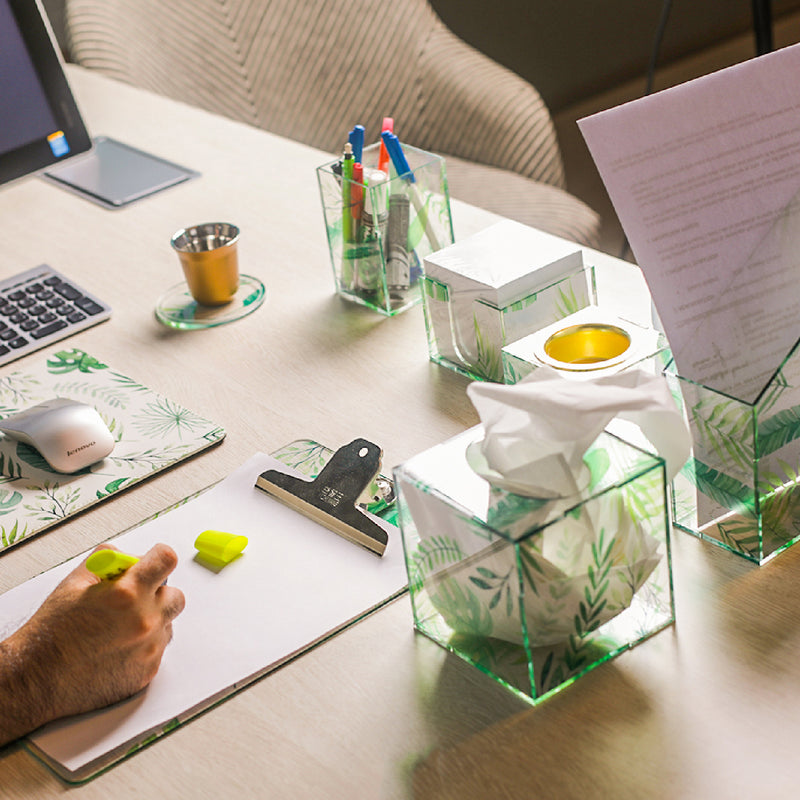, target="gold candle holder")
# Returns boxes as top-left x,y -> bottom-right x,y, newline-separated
542,322 -> 631,370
